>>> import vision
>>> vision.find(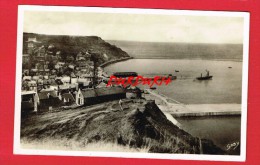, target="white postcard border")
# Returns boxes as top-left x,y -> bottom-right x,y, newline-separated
14,5 -> 250,162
